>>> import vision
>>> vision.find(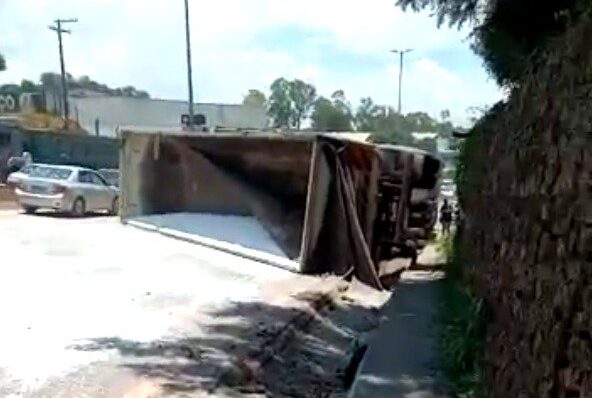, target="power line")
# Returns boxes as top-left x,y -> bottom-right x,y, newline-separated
49,18 -> 78,126
391,48 -> 413,114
